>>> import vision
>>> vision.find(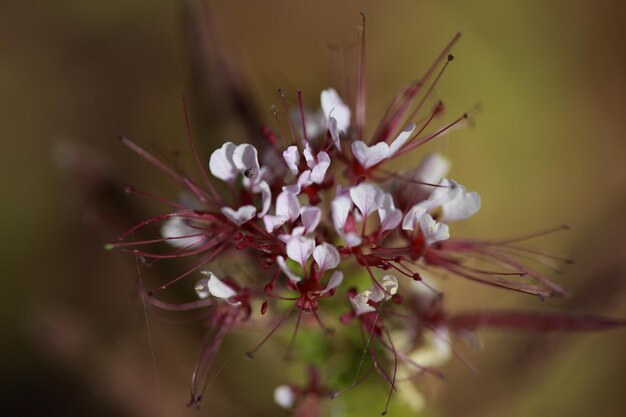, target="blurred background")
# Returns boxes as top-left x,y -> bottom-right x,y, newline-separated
2,0 -> 625,416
